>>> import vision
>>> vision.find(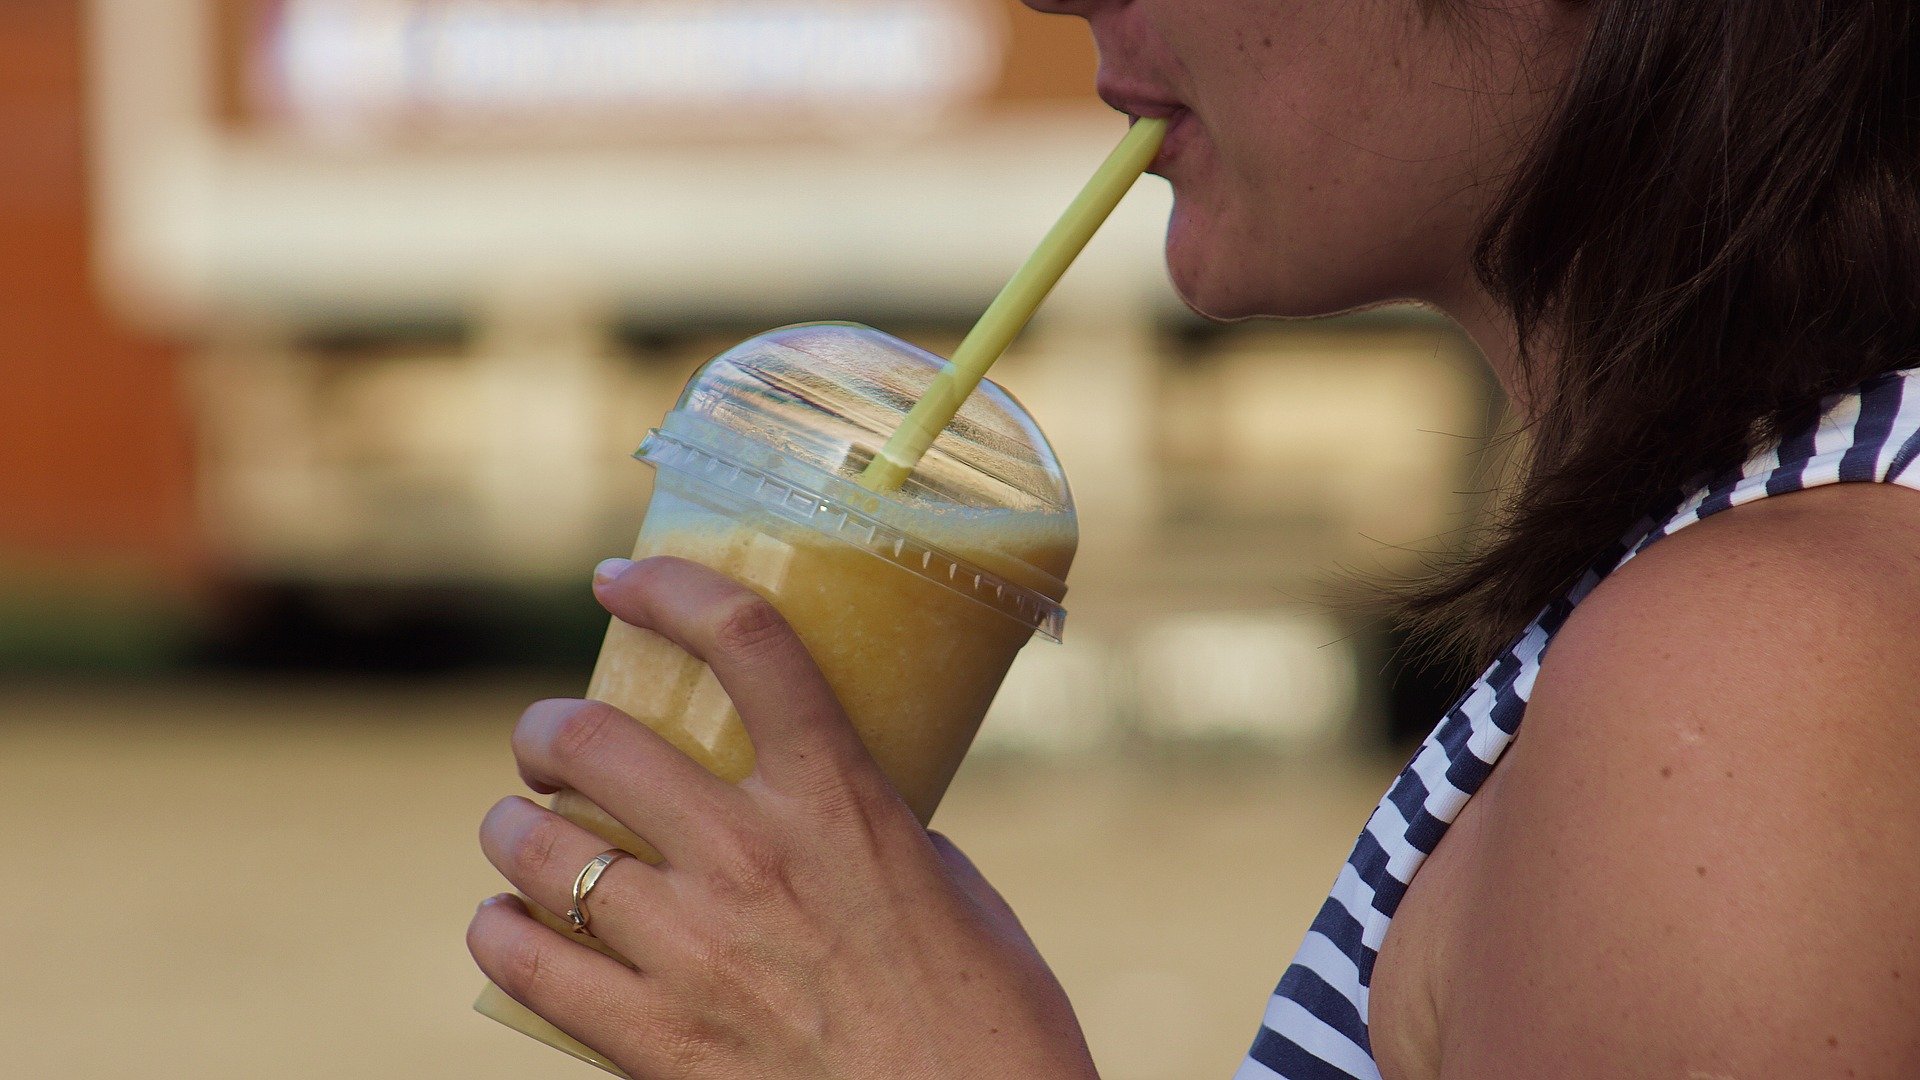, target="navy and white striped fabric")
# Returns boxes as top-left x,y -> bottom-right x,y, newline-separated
1236,367 -> 1920,1080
